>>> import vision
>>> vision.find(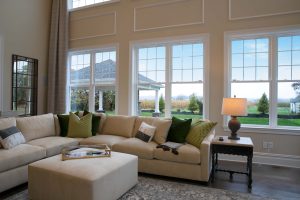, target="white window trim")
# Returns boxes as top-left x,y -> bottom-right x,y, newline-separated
129,34 -> 210,119
67,44 -> 119,114
224,25 -> 300,134
68,0 -> 120,12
